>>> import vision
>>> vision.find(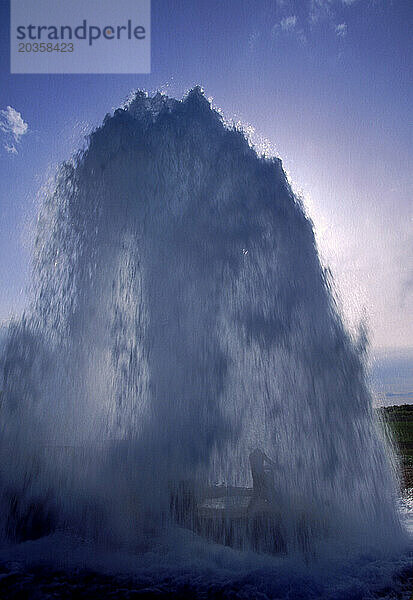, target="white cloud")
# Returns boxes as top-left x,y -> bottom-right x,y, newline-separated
271,0 -> 373,47
4,144 -> 18,154
309,0 -> 333,24
272,13 -> 306,44
281,15 -> 297,31
335,22 -> 347,37
274,0 -> 373,33
0,106 -> 28,154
